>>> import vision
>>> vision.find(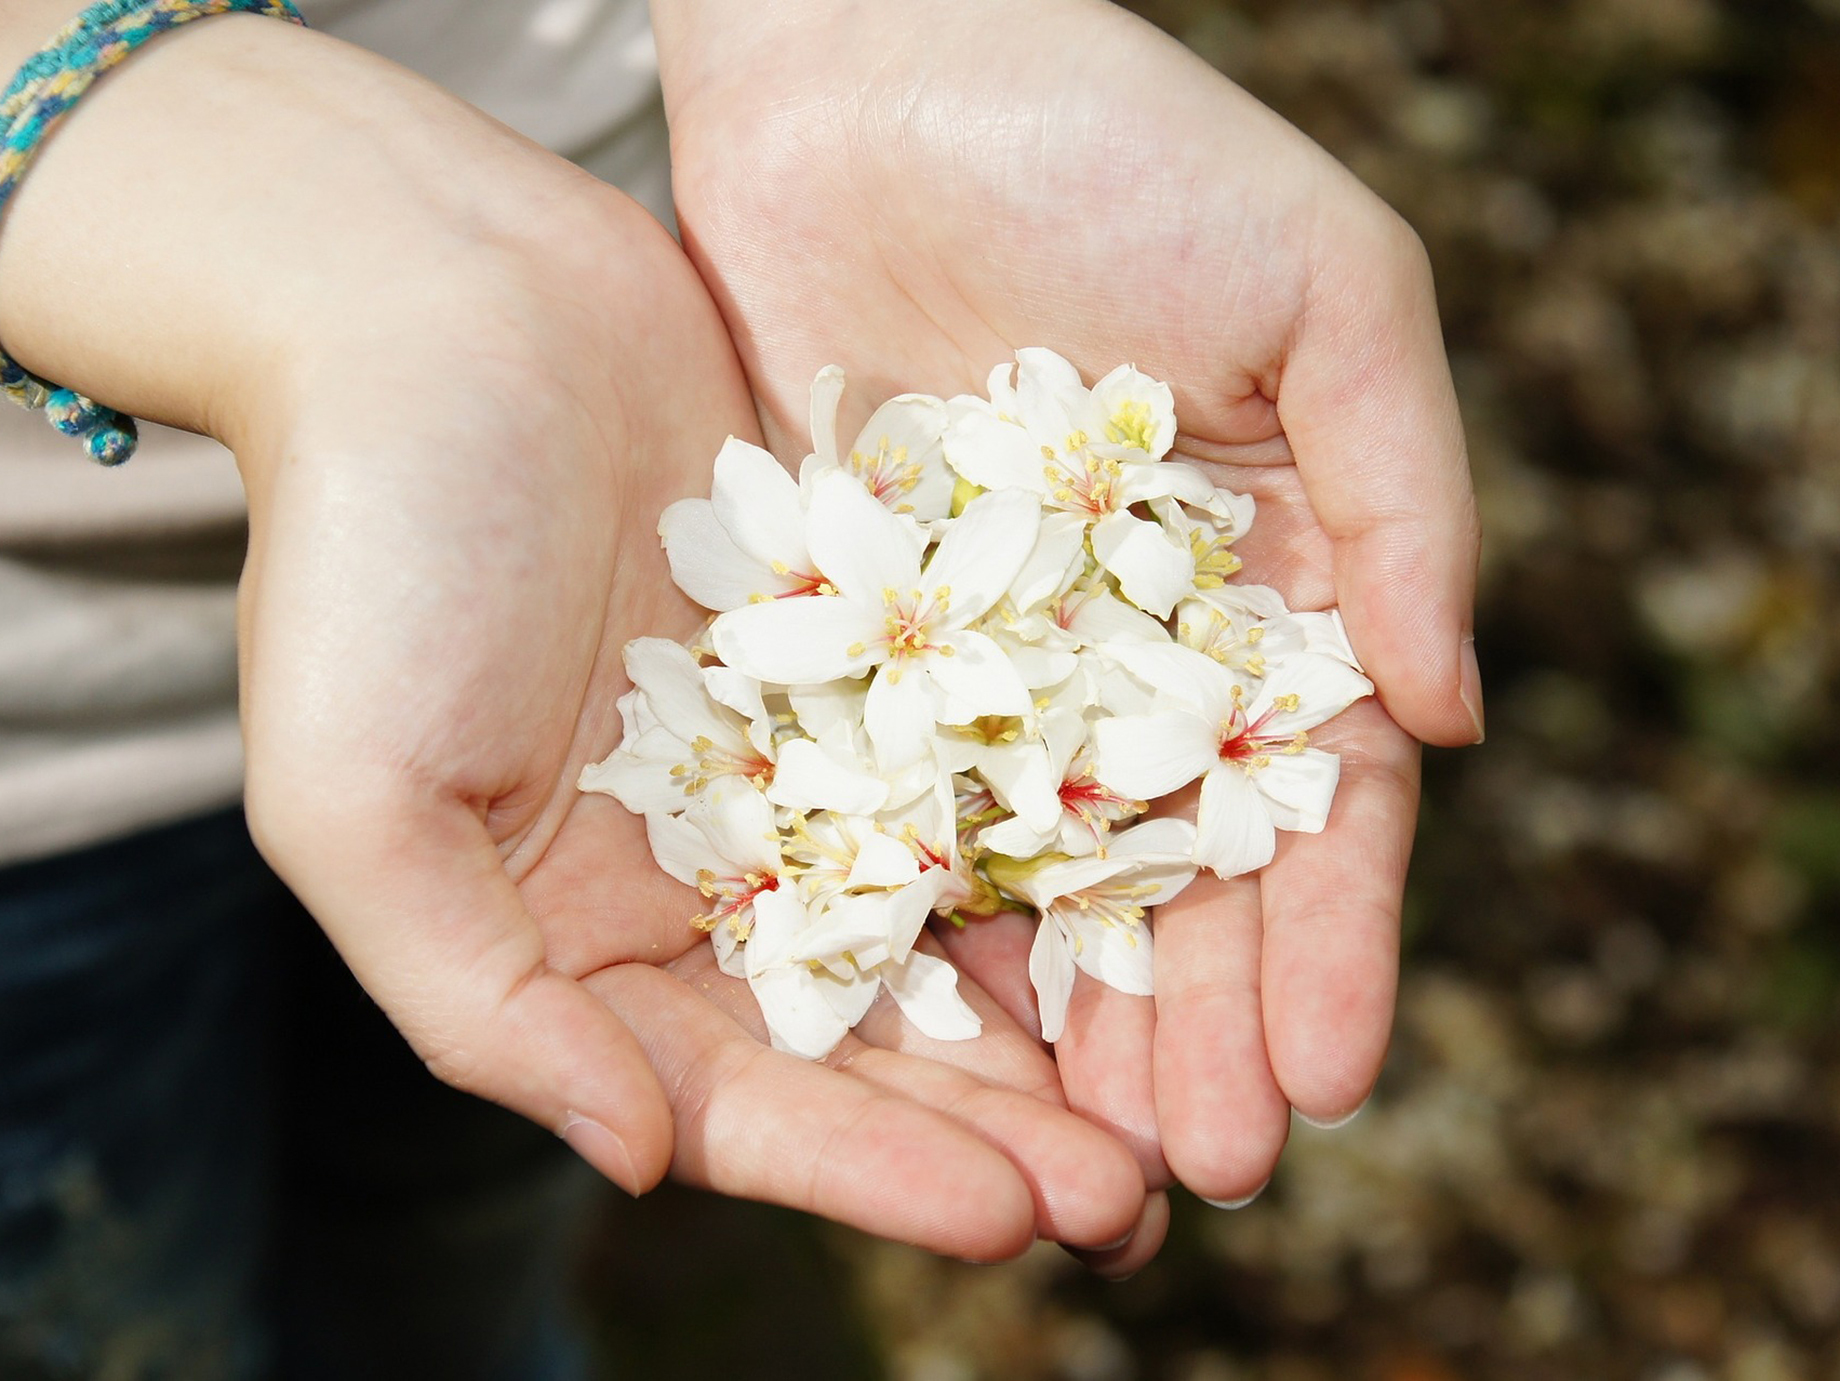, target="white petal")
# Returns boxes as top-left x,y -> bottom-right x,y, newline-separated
1252,653 -> 1375,734
1062,905 -> 1155,996
743,884 -> 810,969
710,597 -> 884,684
1102,640 -> 1240,721
976,738 -> 1061,833
1011,853 -> 1140,909
882,950 -> 982,1041
644,810 -> 717,890
1088,364 -> 1176,459
1009,511 -> 1089,612
710,920 -> 745,979
942,409 -> 1047,493
702,665 -> 769,732
1014,347 -> 1087,438
749,966 -> 852,1060
789,891 -> 905,966
1064,587 -> 1171,646
1004,640 -> 1079,690
846,831 -> 922,889
659,498 -> 778,612
977,813 -> 1056,859
577,733 -> 693,815
818,965 -> 882,1027
1028,919 -> 1076,1044
1091,510 -> 1194,620
1114,459 -> 1218,508
766,737 -> 890,816
927,630 -> 1032,721
1293,608 -> 1364,669
711,436 -> 809,571
1091,713 -> 1217,799
864,663 -> 937,771
852,394 -> 954,520
1254,747 -> 1342,833
687,777 -> 782,875
806,469 -> 923,603
785,678 -> 867,737
1195,765 -> 1277,878
624,639 -> 737,749
919,488 -> 1042,623
1196,581 -> 1290,620
808,365 -> 847,470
